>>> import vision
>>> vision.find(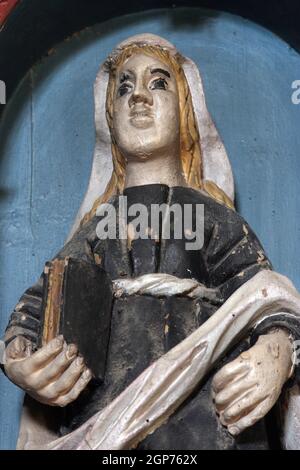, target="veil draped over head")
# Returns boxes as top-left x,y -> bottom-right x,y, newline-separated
68,33 -> 235,240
